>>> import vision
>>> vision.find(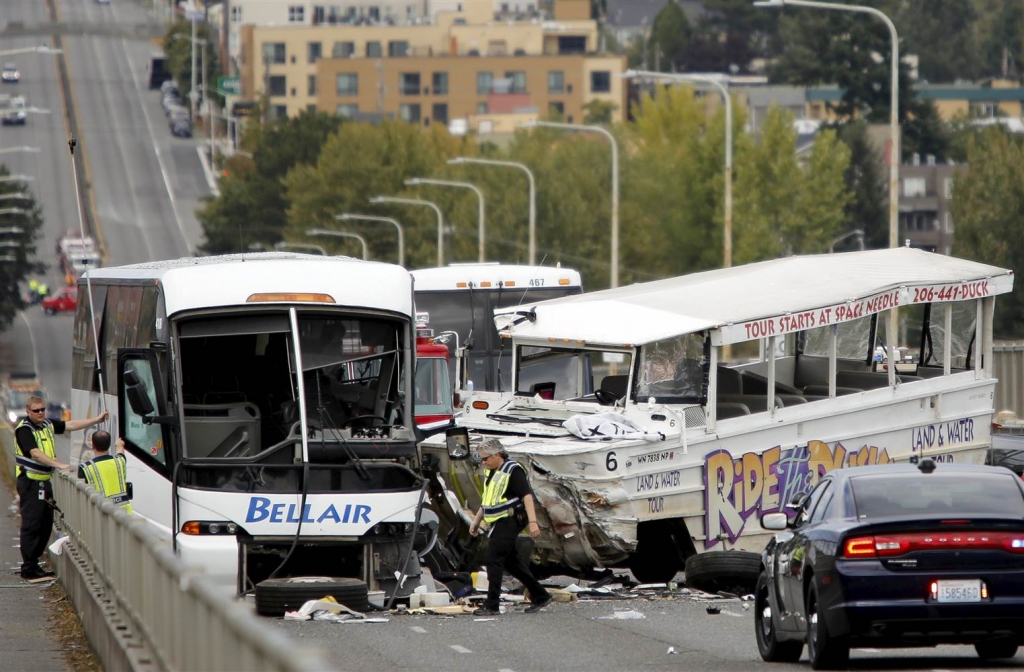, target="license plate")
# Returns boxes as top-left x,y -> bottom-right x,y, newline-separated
936,579 -> 981,603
